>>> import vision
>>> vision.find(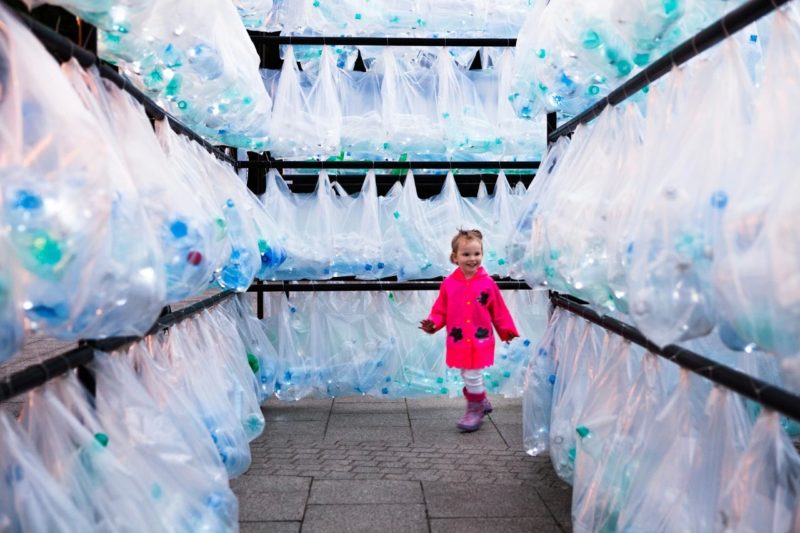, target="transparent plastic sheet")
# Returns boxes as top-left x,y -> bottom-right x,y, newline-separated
380,48 -> 444,160
268,46 -> 315,158
339,68 -> 384,159
717,410 -> 800,533
234,0 -> 274,29
90,351 -> 238,531
713,10 -> 800,358
613,370 -> 708,531
0,235 -> 23,363
123,339 -> 230,484
92,0 -> 272,149
522,307 -> 569,456
0,6 -> 164,340
507,137 -> 571,281
627,40 -> 756,346
20,375 -> 164,531
0,411 -> 92,532
494,49 -> 546,161
549,319 -> 605,483
382,172 -> 441,281
231,294 -> 279,402
434,48 -> 494,158
59,60 -> 166,336
571,346 -> 668,533
155,122 -> 228,292
333,171 -> 386,279
194,306 -> 265,442
100,75 -> 217,303
462,172 -> 516,277
424,172 -> 467,275
198,150 -> 261,292
160,319 -> 252,477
